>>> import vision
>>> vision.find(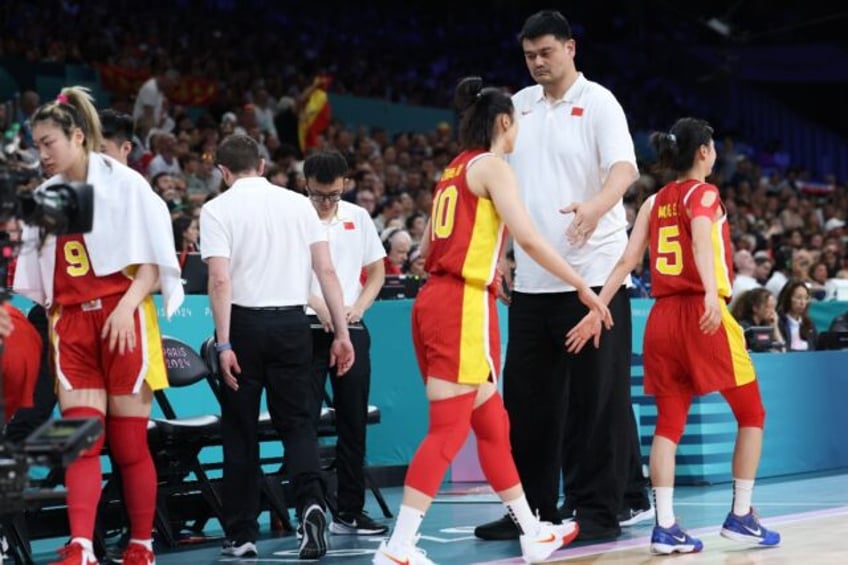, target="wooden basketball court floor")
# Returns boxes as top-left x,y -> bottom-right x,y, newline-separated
26,468 -> 848,564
